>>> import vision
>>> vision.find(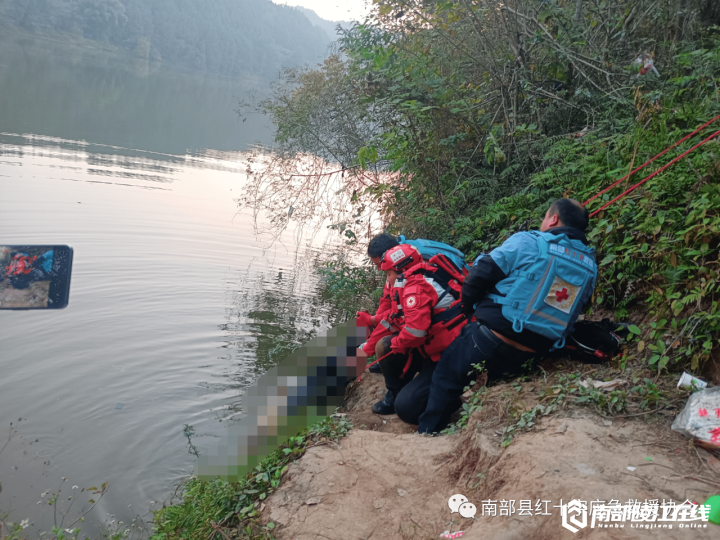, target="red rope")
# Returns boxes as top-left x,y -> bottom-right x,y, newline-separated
357,350 -> 395,381
401,349 -> 414,377
582,114 -> 720,207
589,128 -> 720,218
